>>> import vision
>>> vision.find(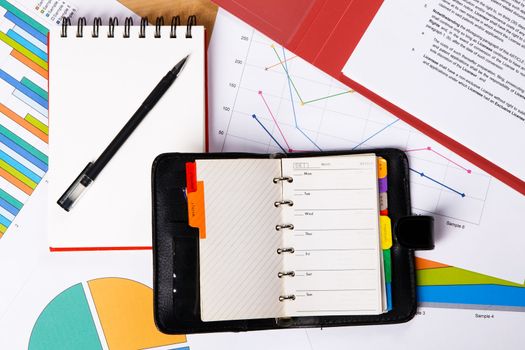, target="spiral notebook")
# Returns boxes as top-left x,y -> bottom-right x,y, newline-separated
47,17 -> 205,251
